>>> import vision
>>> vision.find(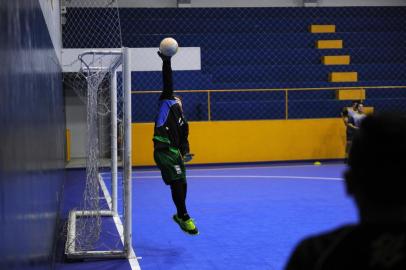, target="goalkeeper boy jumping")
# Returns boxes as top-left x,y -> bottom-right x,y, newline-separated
153,51 -> 198,235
